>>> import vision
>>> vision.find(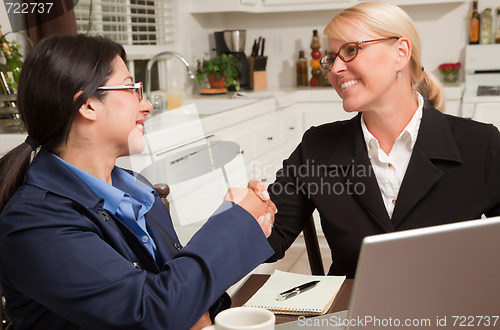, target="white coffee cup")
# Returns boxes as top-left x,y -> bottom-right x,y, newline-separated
203,307 -> 275,330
